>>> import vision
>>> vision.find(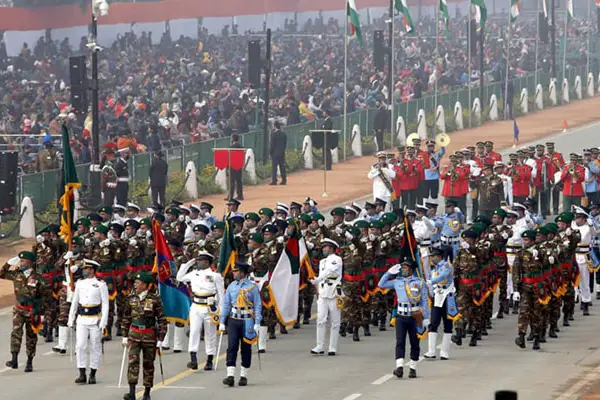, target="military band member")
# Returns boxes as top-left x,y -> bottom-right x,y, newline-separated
413,205 -> 435,279
176,251 -> 224,371
220,262 -> 262,387
441,155 -> 470,214
560,153 -> 586,212
485,141 -> 502,163
2,251 -> 49,372
546,142 -> 565,215
423,139 -> 445,201
53,246 -> 82,354
113,205 -> 127,225
378,260 -> 429,379
68,259 -> 109,384
368,152 -> 397,212
573,207 -> 593,315
584,149 -> 600,207
126,203 -> 142,222
310,239 -> 343,356
590,203 -> 600,299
